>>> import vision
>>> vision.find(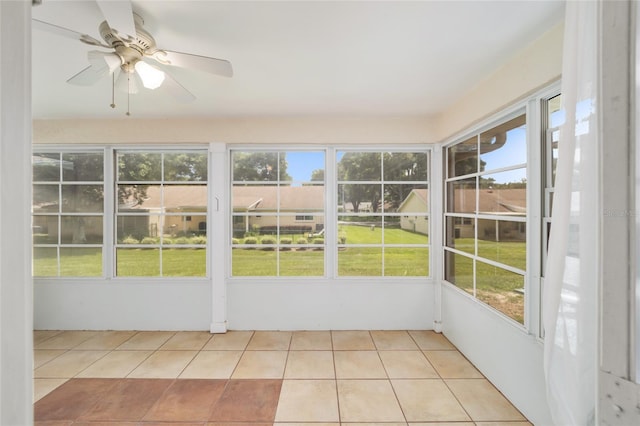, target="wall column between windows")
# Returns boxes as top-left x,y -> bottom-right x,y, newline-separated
0,0 -> 33,424
210,142 -> 227,333
431,146 -> 443,332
